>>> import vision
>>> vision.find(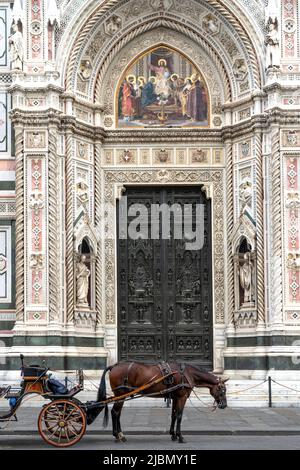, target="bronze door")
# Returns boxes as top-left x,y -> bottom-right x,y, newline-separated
117,186 -> 213,368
